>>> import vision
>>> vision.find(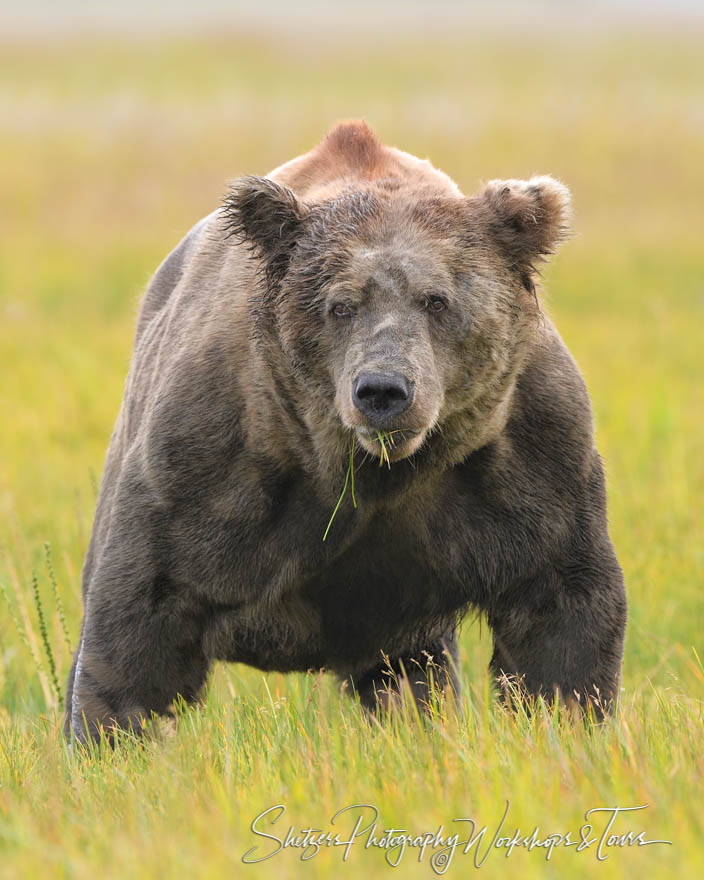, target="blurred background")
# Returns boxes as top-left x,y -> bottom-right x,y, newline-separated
1,0 -> 702,710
